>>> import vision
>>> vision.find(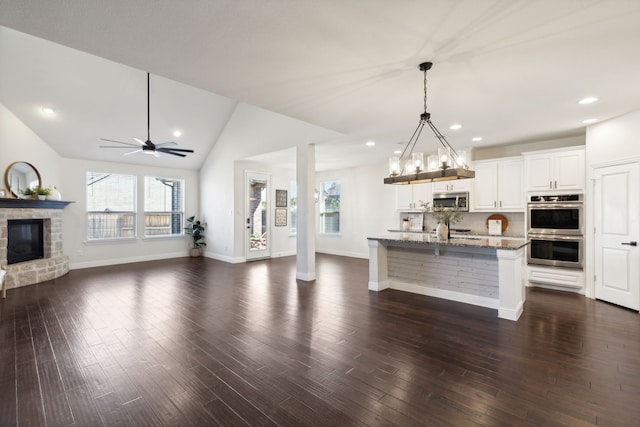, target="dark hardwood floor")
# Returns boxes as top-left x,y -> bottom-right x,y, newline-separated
0,254 -> 638,426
